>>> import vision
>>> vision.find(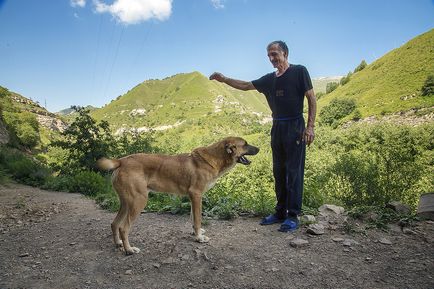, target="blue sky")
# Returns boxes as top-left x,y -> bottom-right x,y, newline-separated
0,0 -> 433,112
